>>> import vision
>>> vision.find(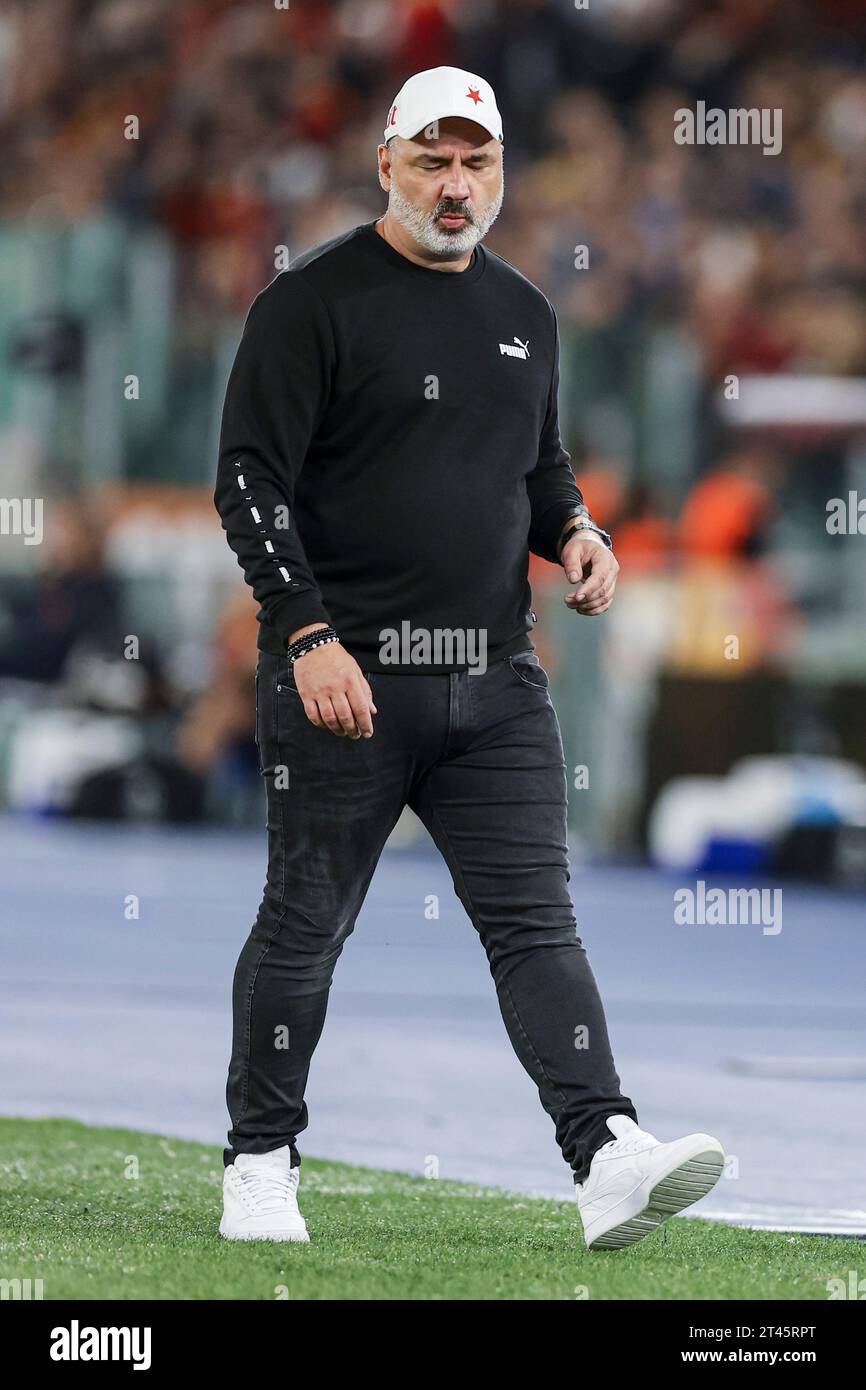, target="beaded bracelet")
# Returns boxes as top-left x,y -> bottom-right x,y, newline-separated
286,626 -> 340,666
